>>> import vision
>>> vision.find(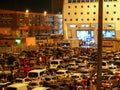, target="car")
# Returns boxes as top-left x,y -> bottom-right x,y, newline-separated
14,77 -> 32,84
43,75 -> 57,86
101,75 -> 119,89
42,75 -> 58,88
28,81 -> 41,90
70,73 -> 83,84
0,80 -> 11,90
56,69 -> 71,78
108,64 -> 118,74
31,86 -> 52,90
49,59 -> 64,70
28,69 -> 47,81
